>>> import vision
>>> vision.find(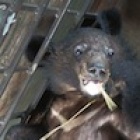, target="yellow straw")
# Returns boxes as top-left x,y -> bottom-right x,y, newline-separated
40,100 -> 96,140
40,87 -> 117,140
100,87 -> 117,111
